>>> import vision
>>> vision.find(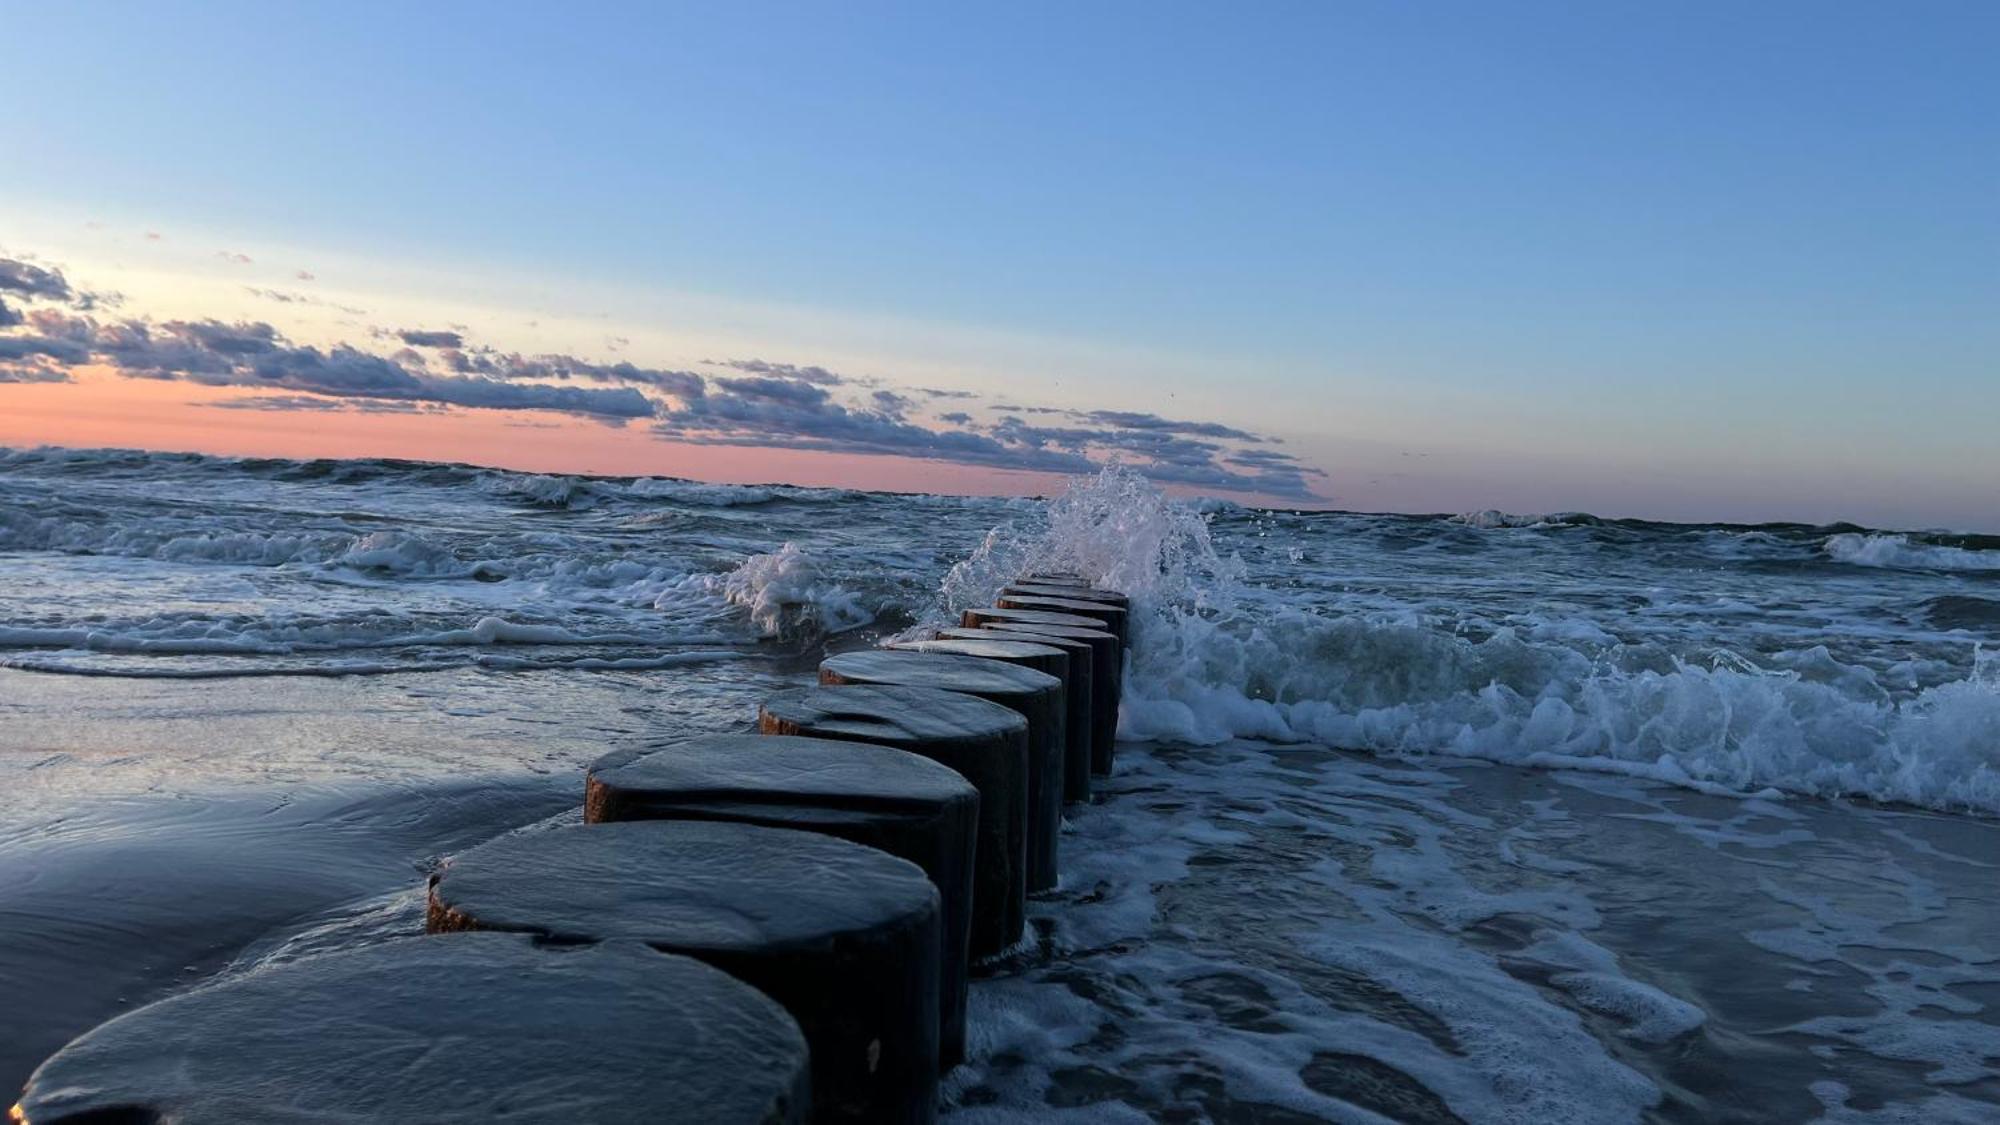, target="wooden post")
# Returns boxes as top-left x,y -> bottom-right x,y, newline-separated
430,821 -> 942,1124
819,651 -> 1065,896
586,733 -> 979,1069
760,684 -> 1028,958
